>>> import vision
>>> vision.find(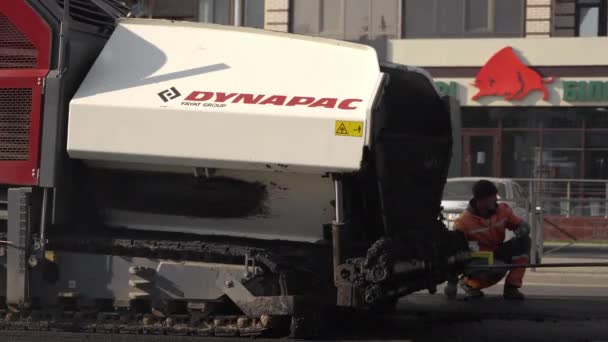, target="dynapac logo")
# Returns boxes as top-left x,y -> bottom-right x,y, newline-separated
178,91 -> 363,110
472,46 -> 554,101
158,87 -> 182,102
